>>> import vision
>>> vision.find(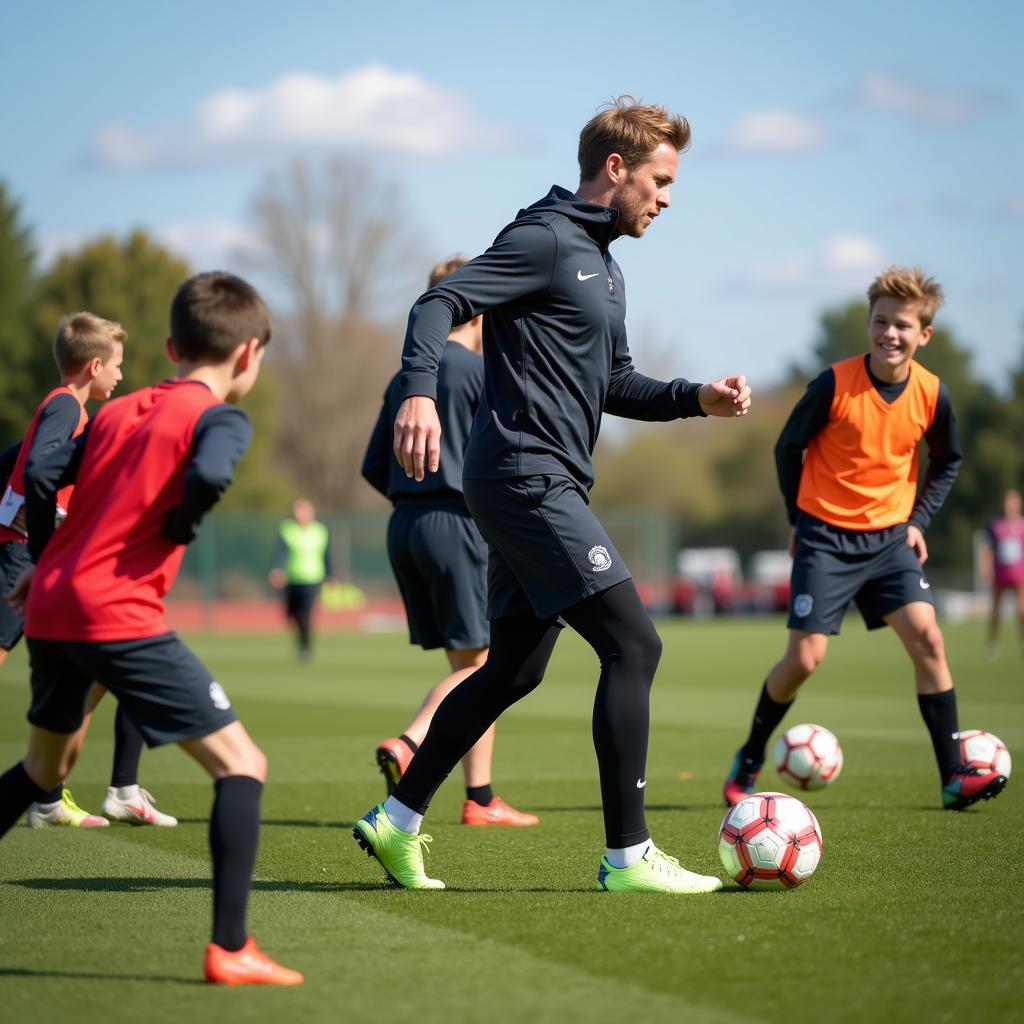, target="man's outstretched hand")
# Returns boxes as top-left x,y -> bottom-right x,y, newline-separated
394,396 -> 442,481
698,376 -> 752,417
